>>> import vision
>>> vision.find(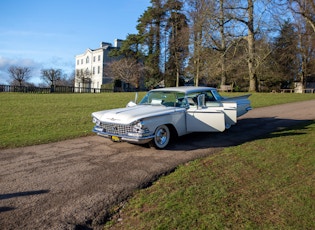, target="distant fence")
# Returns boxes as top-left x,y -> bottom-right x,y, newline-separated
0,85 -> 114,93
280,88 -> 315,93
